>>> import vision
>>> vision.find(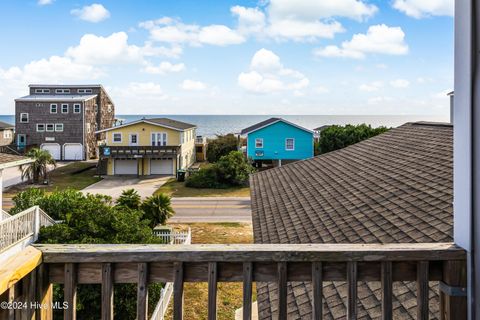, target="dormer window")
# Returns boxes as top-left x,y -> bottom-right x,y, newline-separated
34,89 -> 50,93
77,89 -> 92,94
55,89 -> 70,94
